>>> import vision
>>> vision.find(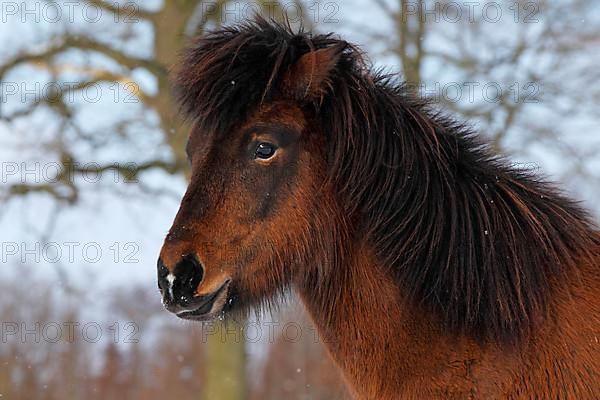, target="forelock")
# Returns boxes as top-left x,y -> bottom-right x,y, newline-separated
173,17 -> 341,137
